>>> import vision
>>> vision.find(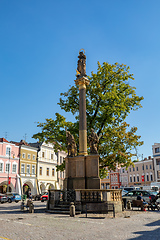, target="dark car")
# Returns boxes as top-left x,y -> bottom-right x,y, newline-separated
33,192 -> 46,201
122,190 -> 156,208
0,194 -> 8,203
